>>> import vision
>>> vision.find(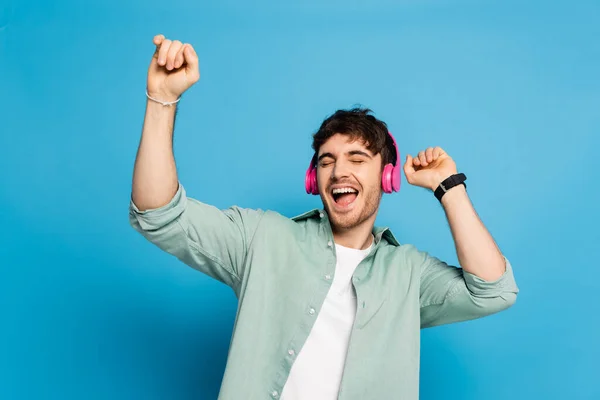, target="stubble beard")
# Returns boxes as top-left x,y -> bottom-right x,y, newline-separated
323,185 -> 382,232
